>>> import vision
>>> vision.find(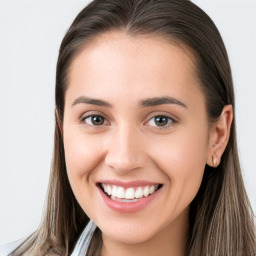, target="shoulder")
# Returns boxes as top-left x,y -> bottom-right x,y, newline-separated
0,239 -> 24,256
